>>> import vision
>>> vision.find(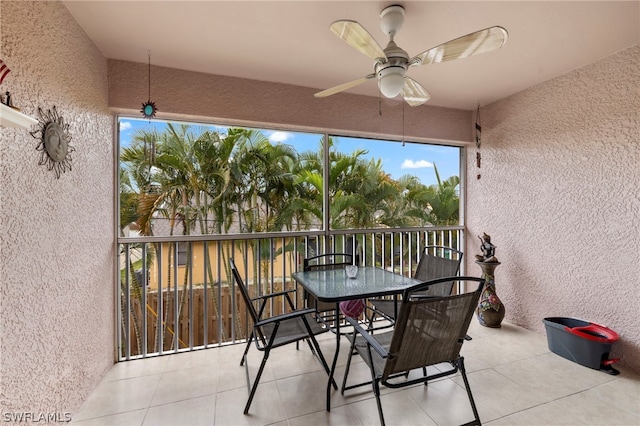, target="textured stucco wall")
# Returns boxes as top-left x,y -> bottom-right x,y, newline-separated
0,1 -> 114,416
108,60 -> 473,144
465,45 -> 640,371
2,5 -> 637,421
